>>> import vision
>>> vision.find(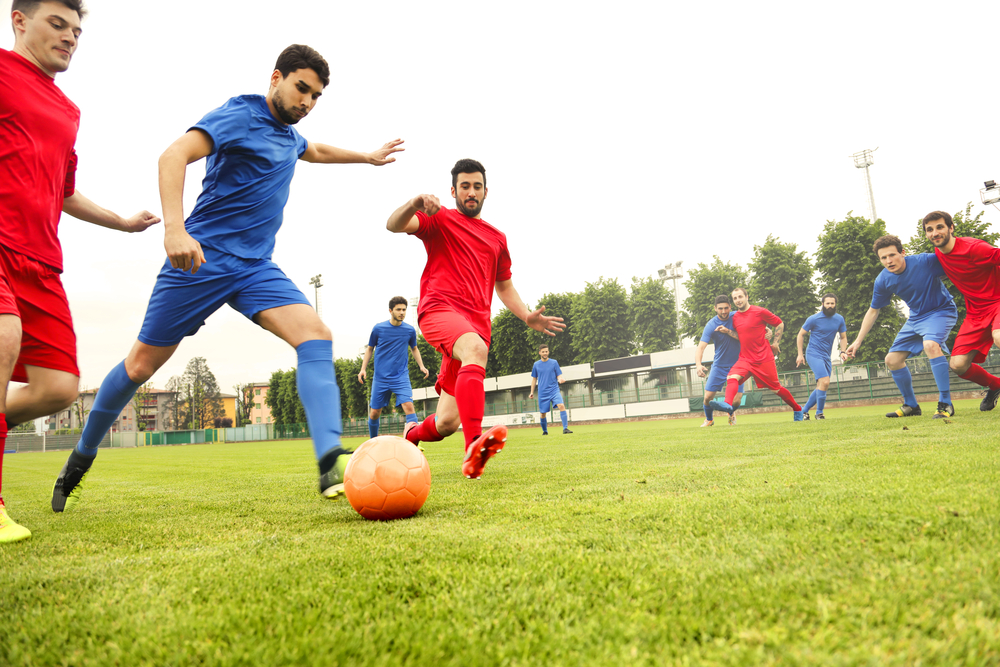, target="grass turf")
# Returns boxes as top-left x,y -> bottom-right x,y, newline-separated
2,399 -> 999,666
